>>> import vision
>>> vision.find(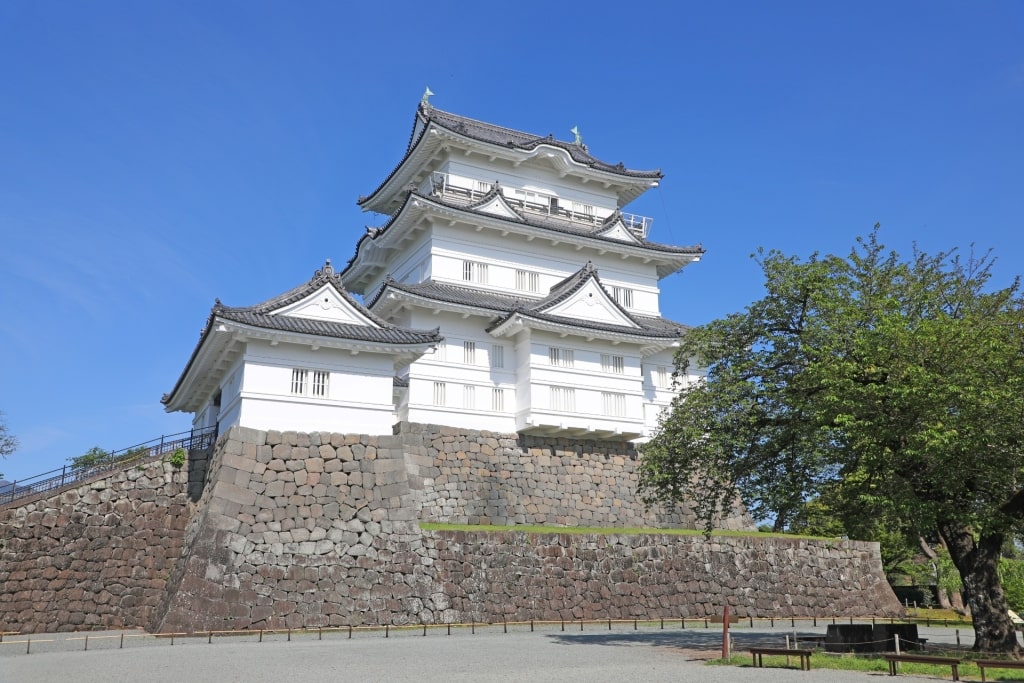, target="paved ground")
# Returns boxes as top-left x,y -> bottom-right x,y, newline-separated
0,623 -> 978,683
